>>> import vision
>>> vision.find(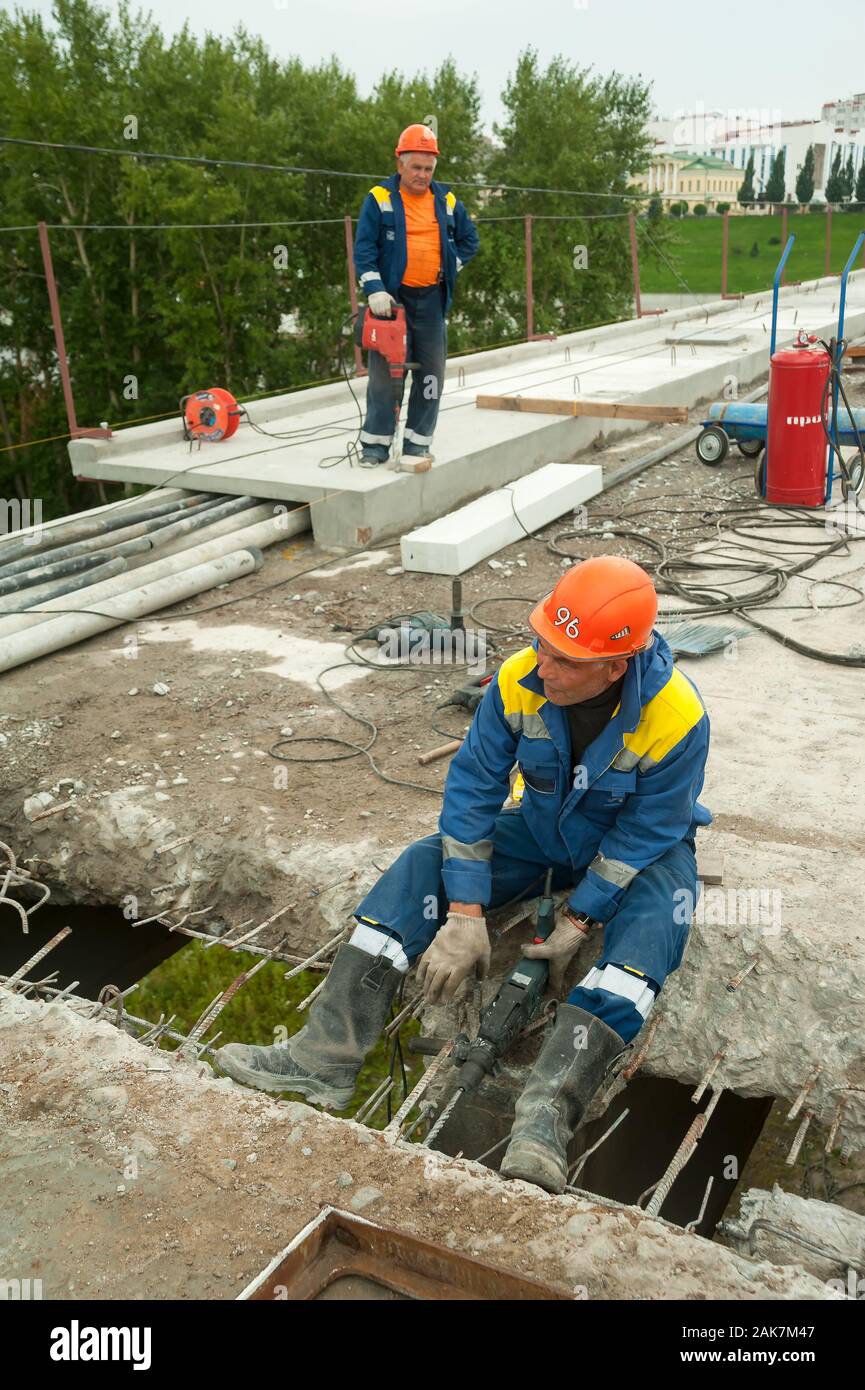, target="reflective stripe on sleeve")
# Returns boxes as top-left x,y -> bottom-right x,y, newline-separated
442,835 -> 493,863
588,851 -> 639,889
